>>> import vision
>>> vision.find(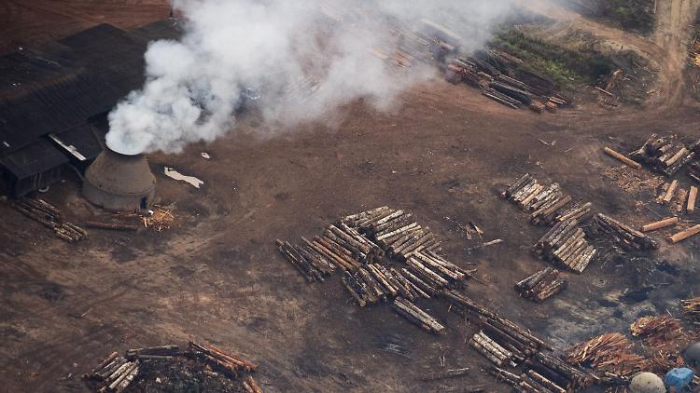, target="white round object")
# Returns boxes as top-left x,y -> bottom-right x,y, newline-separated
629,372 -> 666,393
